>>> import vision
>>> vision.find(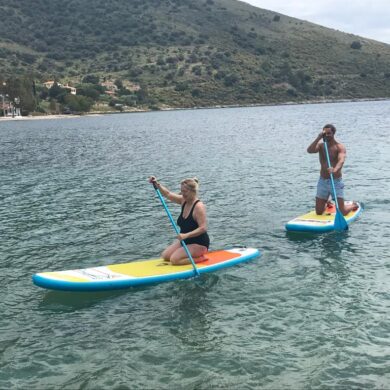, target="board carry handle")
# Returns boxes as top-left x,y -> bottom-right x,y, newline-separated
323,139 -> 349,231
151,181 -> 200,277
